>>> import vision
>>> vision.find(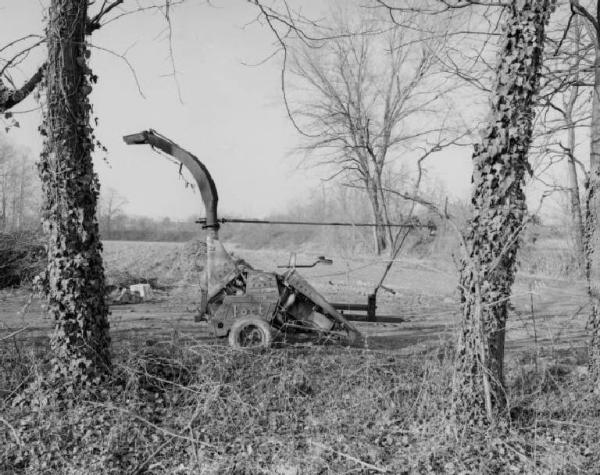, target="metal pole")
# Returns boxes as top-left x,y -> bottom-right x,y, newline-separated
196,217 -> 435,229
